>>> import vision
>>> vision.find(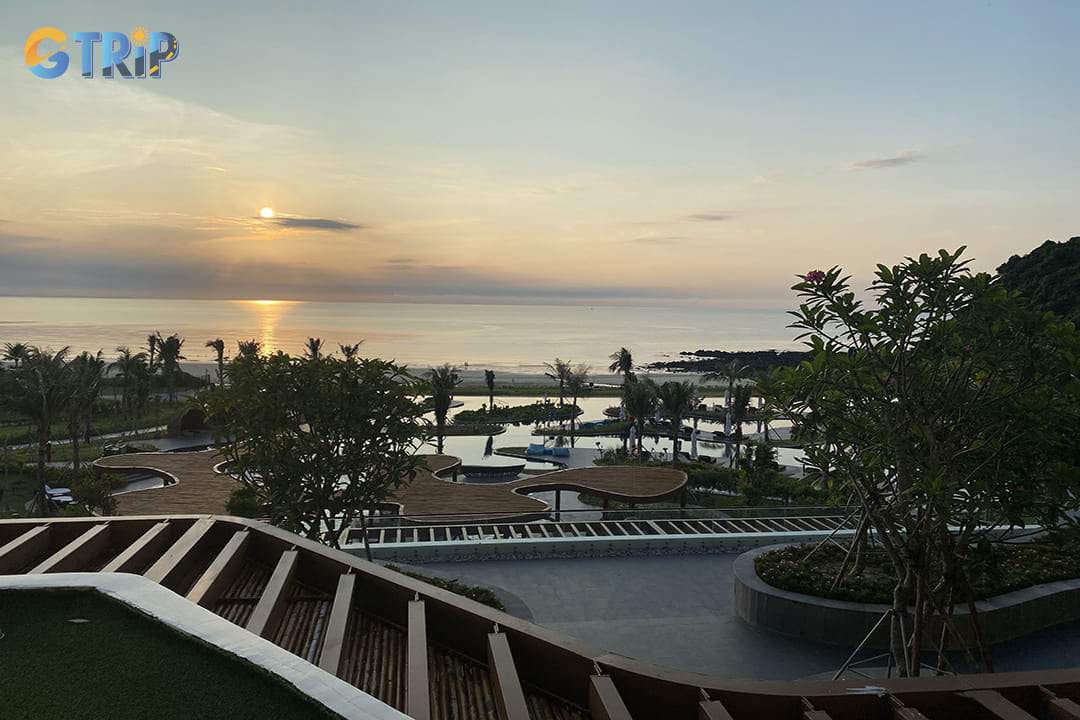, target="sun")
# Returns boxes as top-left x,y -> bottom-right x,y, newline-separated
129,27 -> 149,47
260,207 -> 275,218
